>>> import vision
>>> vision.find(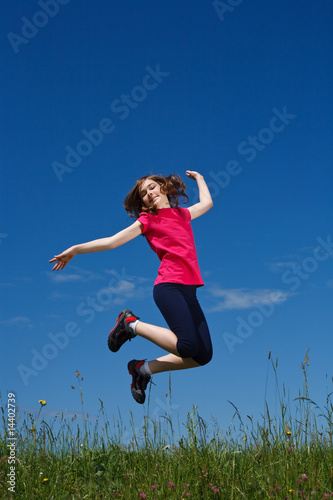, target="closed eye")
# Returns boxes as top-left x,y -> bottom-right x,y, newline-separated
140,182 -> 156,198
